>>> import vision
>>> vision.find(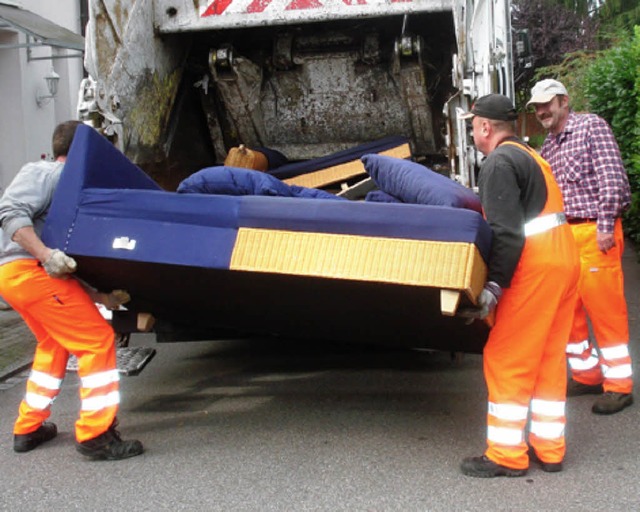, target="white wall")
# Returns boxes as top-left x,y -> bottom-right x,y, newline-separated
0,1 -> 84,191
